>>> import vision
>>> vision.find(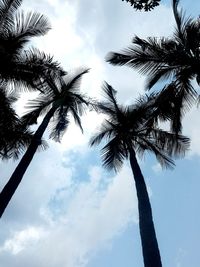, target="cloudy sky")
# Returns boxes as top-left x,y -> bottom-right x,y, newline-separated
0,0 -> 200,266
